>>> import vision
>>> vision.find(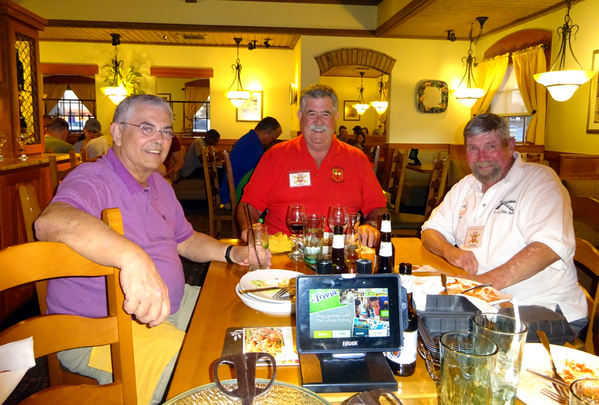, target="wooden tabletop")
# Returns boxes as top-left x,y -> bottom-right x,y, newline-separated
406,164 -> 433,174
165,238 -> 496,404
